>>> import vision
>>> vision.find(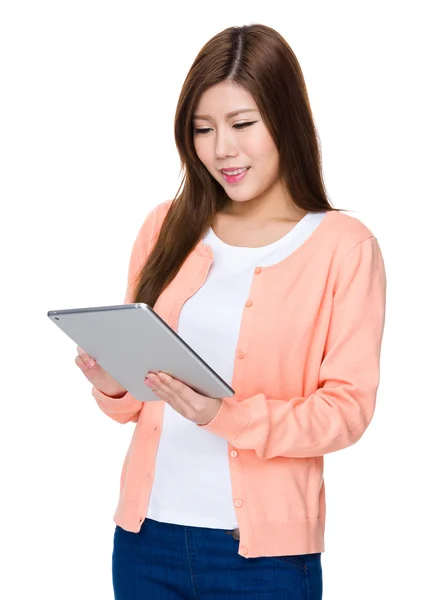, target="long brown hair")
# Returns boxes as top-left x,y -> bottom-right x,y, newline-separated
133,23 -> 346,308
